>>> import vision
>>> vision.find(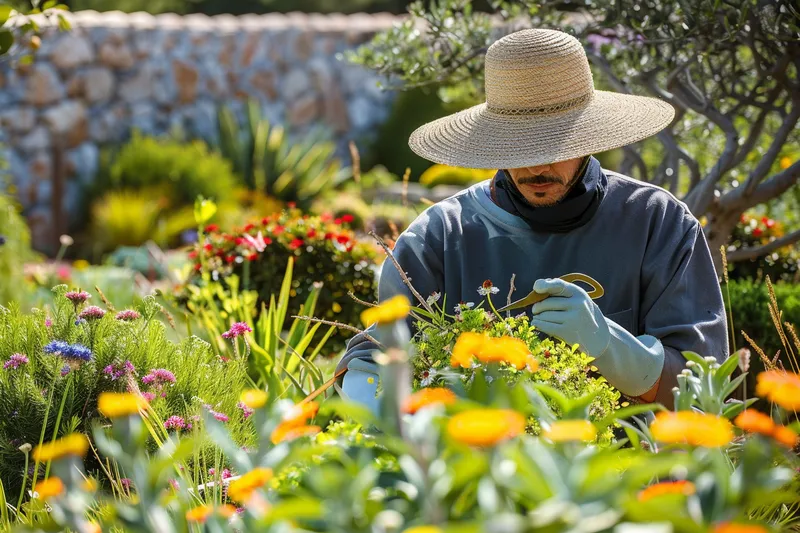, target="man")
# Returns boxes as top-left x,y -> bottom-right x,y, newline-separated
336,28 -> 728,410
